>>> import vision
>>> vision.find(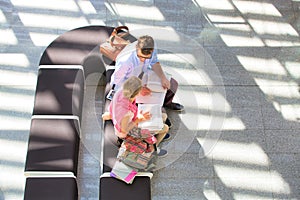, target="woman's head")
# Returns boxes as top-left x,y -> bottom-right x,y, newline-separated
122,76 -> 142,99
